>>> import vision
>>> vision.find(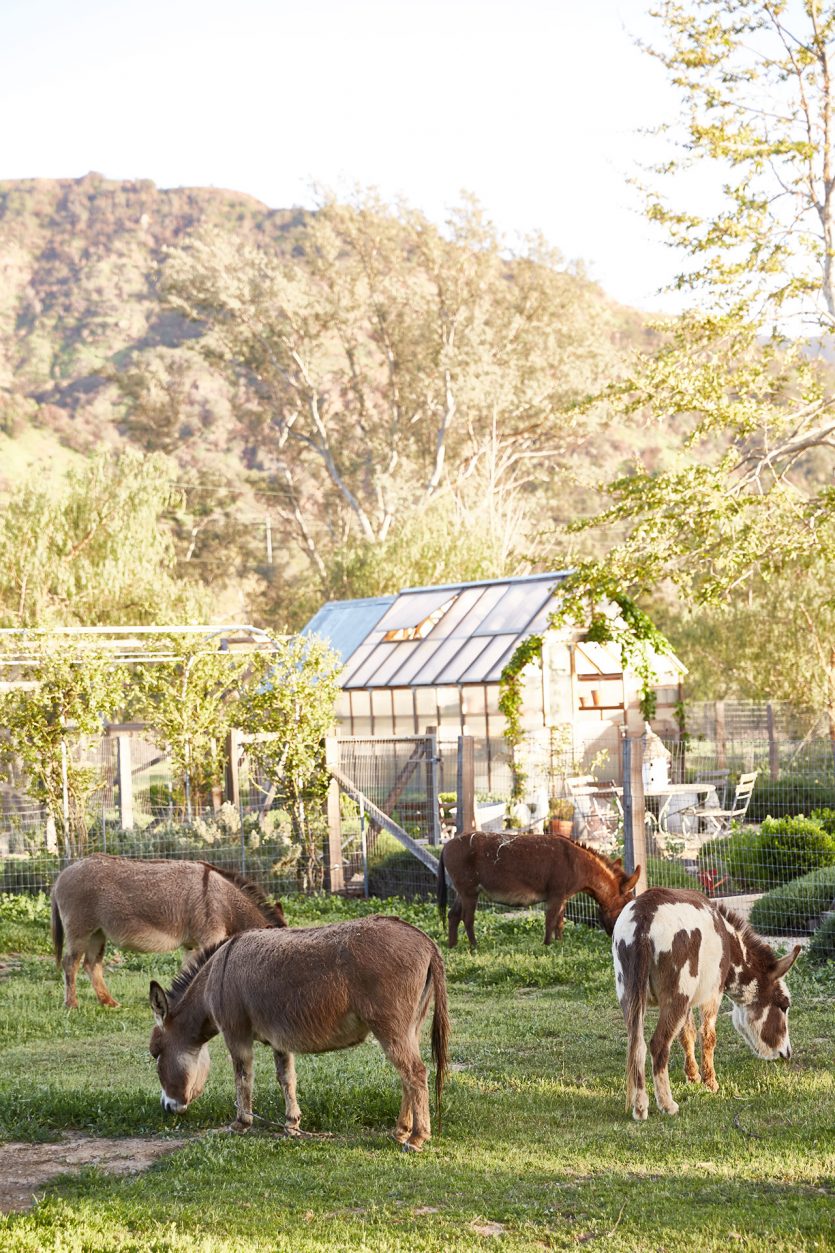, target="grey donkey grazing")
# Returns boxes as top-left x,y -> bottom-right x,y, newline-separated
149,916 -> 450,1151
52,854 -> 286,1008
